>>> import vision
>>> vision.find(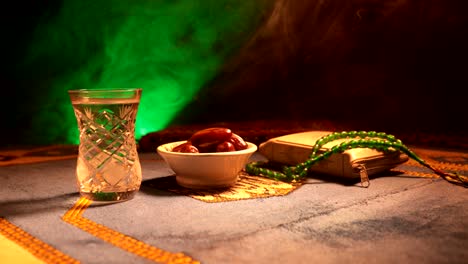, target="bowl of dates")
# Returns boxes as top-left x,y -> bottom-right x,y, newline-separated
157,128 -> 257,189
